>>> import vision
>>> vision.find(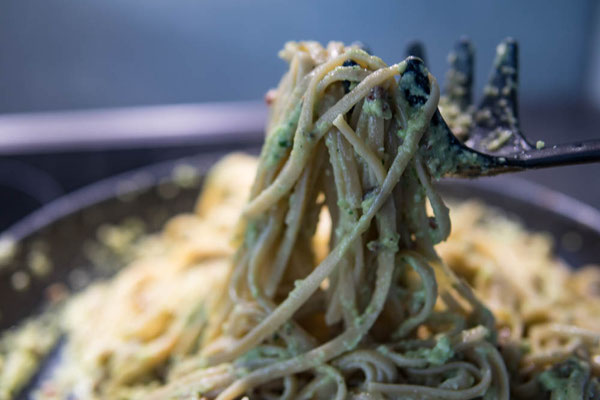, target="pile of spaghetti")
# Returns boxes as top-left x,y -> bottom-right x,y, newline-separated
32,42 -> 600,399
